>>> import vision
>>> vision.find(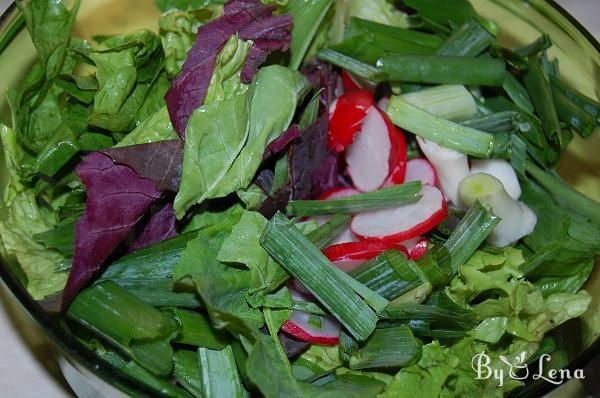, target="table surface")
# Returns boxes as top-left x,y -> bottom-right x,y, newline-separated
0,0 -> 598,397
